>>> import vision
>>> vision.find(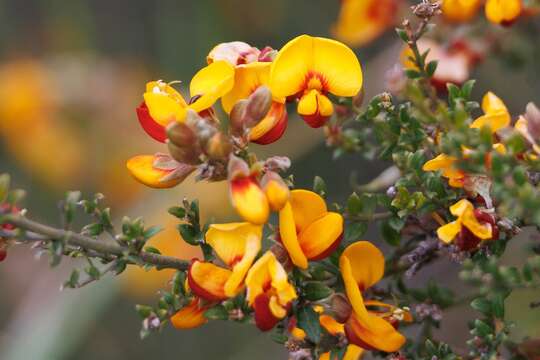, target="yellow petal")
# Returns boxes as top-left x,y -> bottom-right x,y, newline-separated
279,202 -> 309,269
461,208 -> 493,240
221,62 -> 276,114
269,295 -> 287,318
145,81 -> 188,106
333,0 -> 397,47
470,112 -> 511,133
126,155 -> 184,189
189,61 -> 235,113
263,178 -> 290,212
170,299 -> 208,329
289,189 -> 328,232
437,220 -> 462,243
485,0 -> 522,24
442,0 -> 482,22
482,92 -> 508,114
344,345 -> 364,360
249,101 -> 288,144
449,198 -> 474,217
318,93 -> 334,117
188,260 -> 231,301
143,92 -> 187,125
298,89 -> 319,116
320,314 -> 345,335
340,255 -> 369,322
341,241 -> 385,291
230,176 -> 270,225
298,212 -> 343,260
205,222 -> 263,297
423,153 -> 457,172
345,311 -> 406,352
